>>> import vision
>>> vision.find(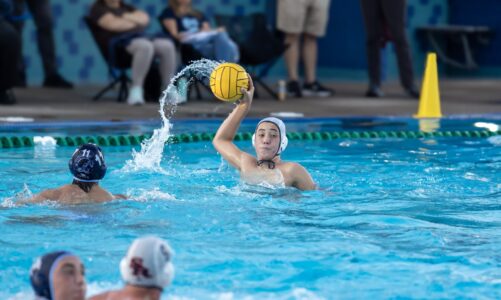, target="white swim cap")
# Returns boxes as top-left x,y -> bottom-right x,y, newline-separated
252,117 -> 288,155
120,236 -> 174,290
